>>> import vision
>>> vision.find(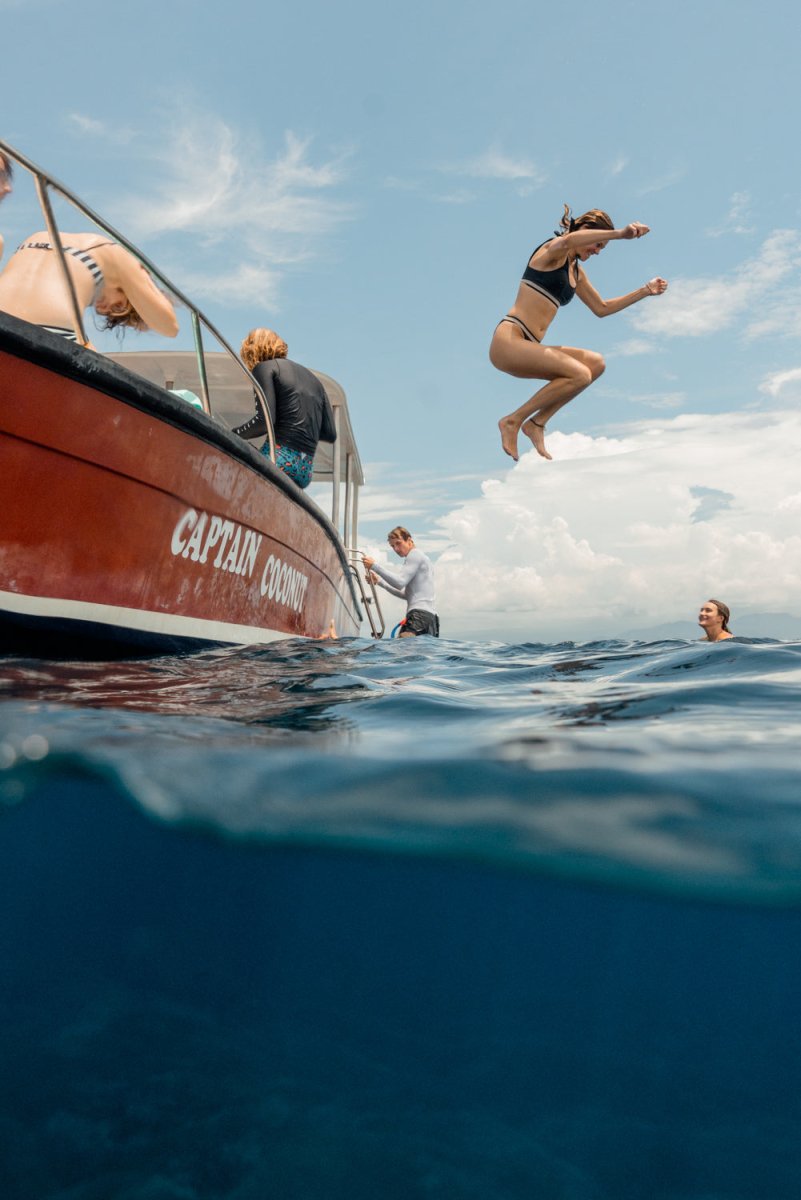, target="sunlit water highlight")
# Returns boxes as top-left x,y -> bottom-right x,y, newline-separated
2,636 -> 801,1198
